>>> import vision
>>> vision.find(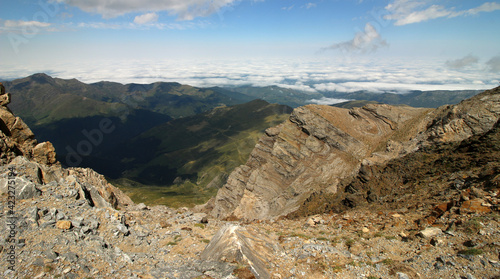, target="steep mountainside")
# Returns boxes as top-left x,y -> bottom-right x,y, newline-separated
111,100 -> 292,207
206,87 -> 500,220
